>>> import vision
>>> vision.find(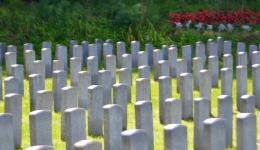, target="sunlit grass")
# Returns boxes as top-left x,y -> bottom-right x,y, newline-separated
0,71 -> 259,150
